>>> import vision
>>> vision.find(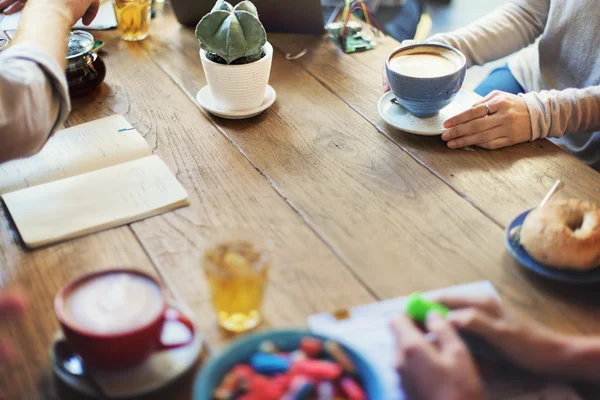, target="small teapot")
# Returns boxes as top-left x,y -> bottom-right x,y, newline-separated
66,30 -> 106,97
